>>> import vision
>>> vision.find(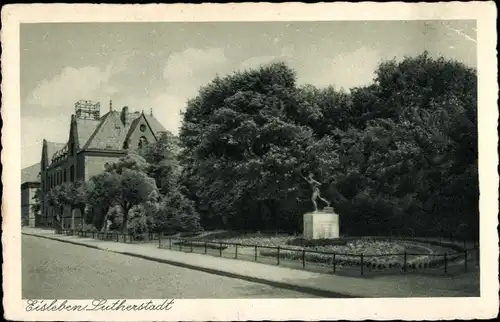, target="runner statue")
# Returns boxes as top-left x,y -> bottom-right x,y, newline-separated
301,172 -> 330,212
